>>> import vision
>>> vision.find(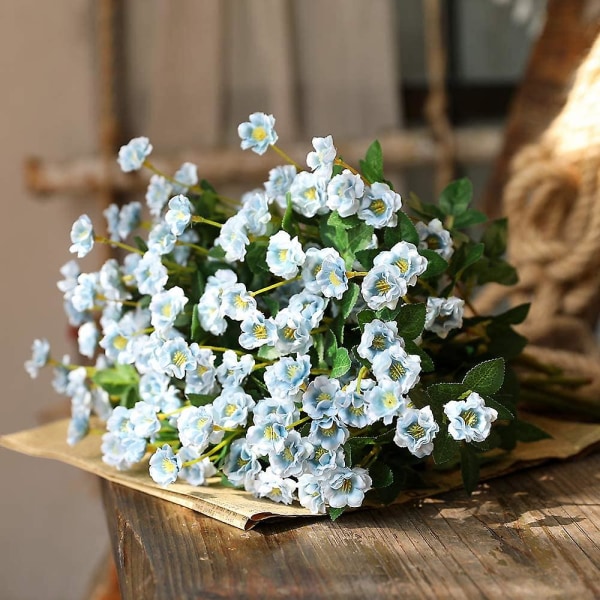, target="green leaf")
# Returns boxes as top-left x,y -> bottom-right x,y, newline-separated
473,257 -> 518,286
340,283 -> 360,320
191,304 -> 202,342
359,140 -> 384,182
496,303 -> 530,325
453,242 -> 485,276
404,340 -> 435,372
357,309 -> 377,331
460,445 -> 480,495
328,506 -> 346,522
453,209 -> 488,229
282,193 -> 296,234
369,461 -> 394,489
320,214 -> 349,255
331,347 -> 352,378
462,358 -> 505,396
187,393 -> 218,407
257,345 -> 280,360
484,398 -> 514,420
482,218 -> 508,258
208,245 -> 226,259
354,249 -> 378,270
407,192 -> 445,221
245,241 -> 270,274
515,419 -> 551,442
427,382 -> 468,404
439,178 -> 472,216
92,364 -> 139,396
325,330 -> 338,361
384,211 -> 419,246
348,223 -> 375,254
432,431 -> 459,465
395,303 -> 426,340
419,249 -> 448,279
134,235 -> 148,253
